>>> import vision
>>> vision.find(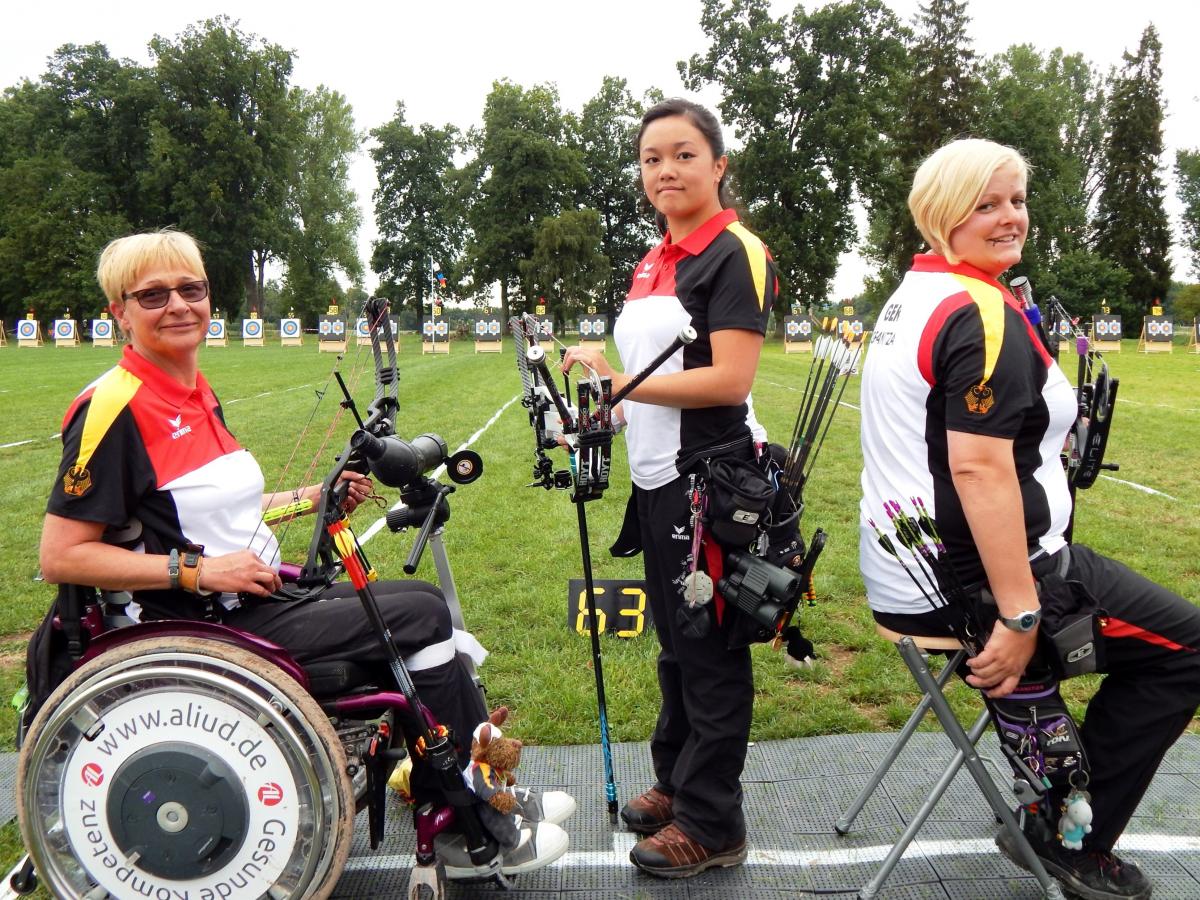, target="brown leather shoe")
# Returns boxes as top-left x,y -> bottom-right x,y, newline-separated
629,823 -> 747,878
620,787 -> 674,834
